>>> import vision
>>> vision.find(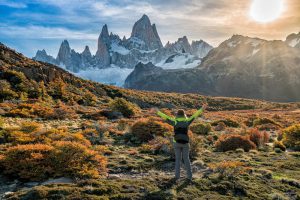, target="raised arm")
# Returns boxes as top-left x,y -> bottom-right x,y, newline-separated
187,104 -> 207,124
156,110 -> 176,126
